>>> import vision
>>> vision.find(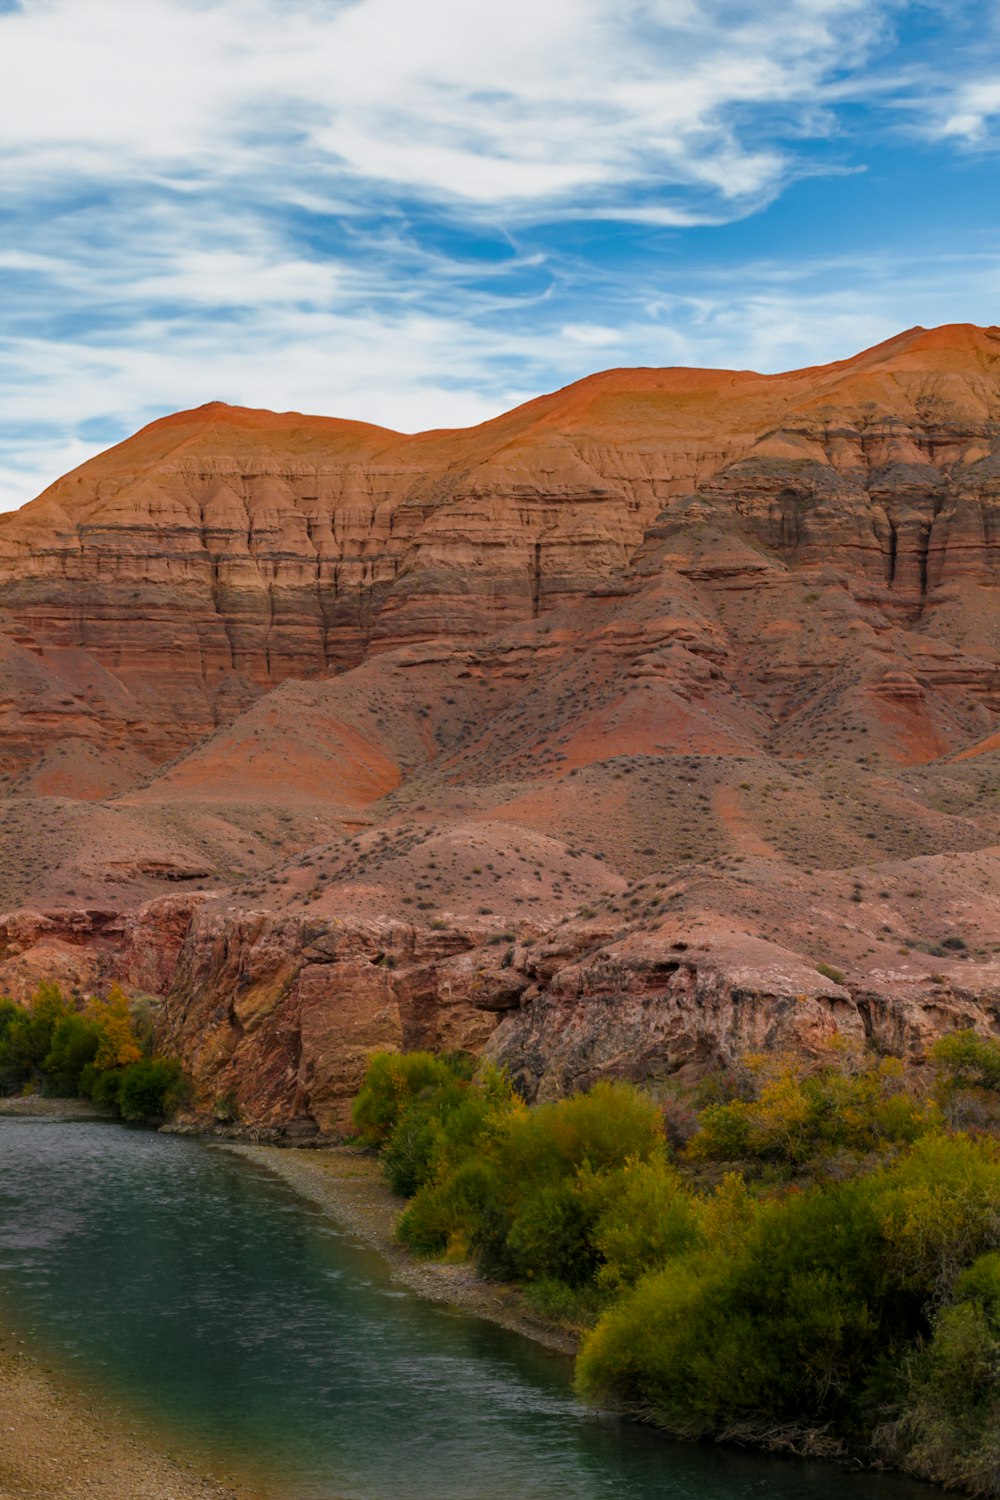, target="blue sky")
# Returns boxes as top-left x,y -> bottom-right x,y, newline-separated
2,0 -> 999,509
